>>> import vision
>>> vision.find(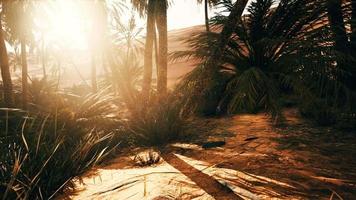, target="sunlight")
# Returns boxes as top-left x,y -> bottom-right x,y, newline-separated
1,0 -> 355,199
35,1 -> 89,50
